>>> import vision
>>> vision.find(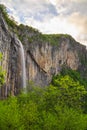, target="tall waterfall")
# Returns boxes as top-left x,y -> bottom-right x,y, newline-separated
19,40 -> 26,90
